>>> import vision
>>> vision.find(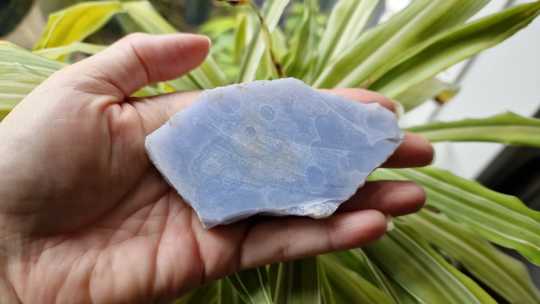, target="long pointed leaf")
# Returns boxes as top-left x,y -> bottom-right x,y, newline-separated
0,42 -> 64,118
237,0 -> 291,83
395,78 -> 458,112
323,251 -> 400,303
122,1 -> 177,33
228,268 -> 273,304
371,1 -> 540,97
406,211 -> 540,304
366,226 -> 496,303
408,112 -> 540,147
319,256 -> 394,304
313,0 -> 378,78
372,167 -> 540,265
123,1 -> 228,89
284,0 -> 319,80
314,0 -> 489,88
34,42 -> 106,60
34,1 -> 123,50
269,258 -> 321,304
